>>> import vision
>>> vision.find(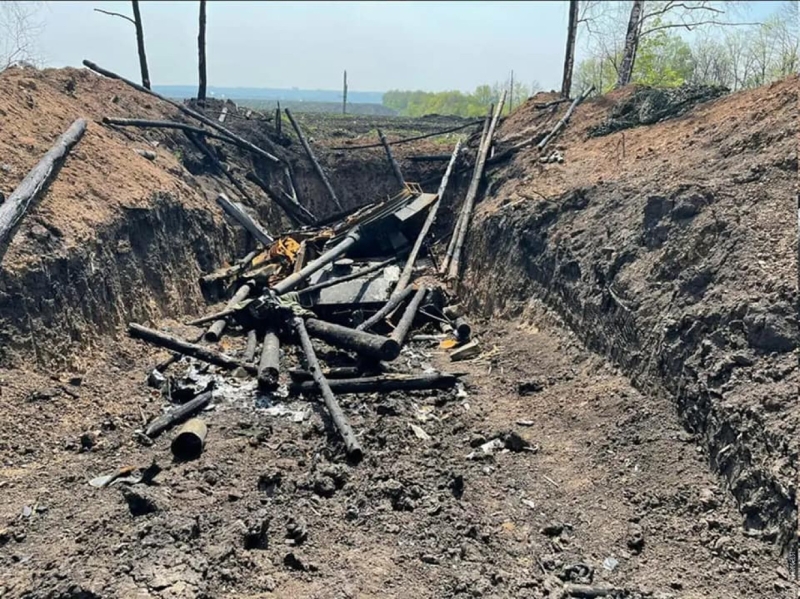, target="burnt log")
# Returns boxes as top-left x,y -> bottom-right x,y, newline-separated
290,372 -> 459,395
0,118 -> 87,259
406,154 -> 453,162
378,129 -> 405,188
394,140 -> 461,294
205,282 -> 252,342
447,93 -> 506,280
305,318 -> 400,361
288,366 -> 363,381
389,286 -> 428,347
129,323 -> 256,374
536,85 -> 594,151
293,317 -> 363,460
82,60 -> 282,163
245,171 -> 316,227
272,227 -> 361,295
356,286 -> 414,332
216,193 -> 274,246
284,108 -> 343,211
145,390 -> 212,438
243,329 -> 258,362
257,329 -> 280,391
